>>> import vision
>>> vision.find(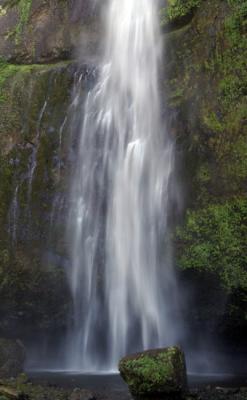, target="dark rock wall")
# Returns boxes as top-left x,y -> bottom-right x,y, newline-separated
0,1 -> 101,342
0,0 -> 100,63
164,0 -> 247,346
